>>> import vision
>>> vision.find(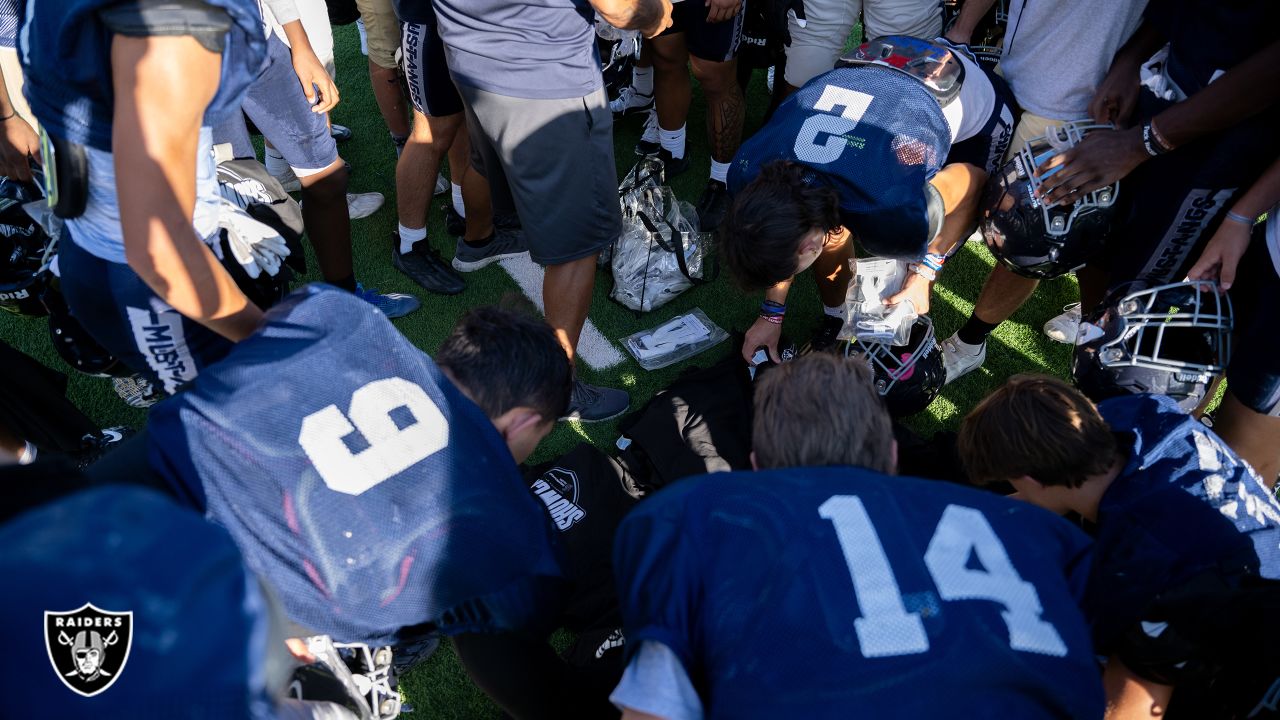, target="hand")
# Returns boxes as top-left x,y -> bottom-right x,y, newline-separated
765,0 -> 806,47
285,638 -> 316,664
1186,216 -> 1252,291
1088,60 -> 1142,126
705,0 -> 741,23
212,199 -> 291,279
1033,127 -> 1146,206
642,0 -> 674,38
742,315 -> 784,363
883,268 -> 931,314
0,114 -> 39,183
291,47 -> 339,114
